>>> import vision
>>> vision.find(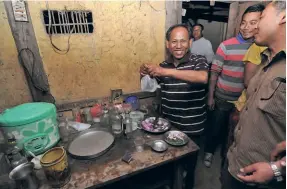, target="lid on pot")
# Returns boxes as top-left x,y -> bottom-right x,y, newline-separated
0,103 -> 56,127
